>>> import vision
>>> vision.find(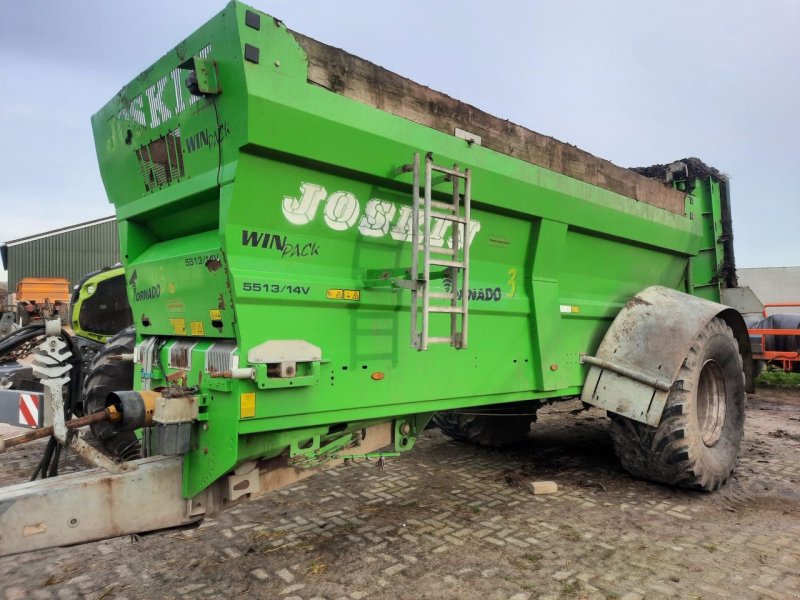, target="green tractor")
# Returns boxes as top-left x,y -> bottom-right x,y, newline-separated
69,266 -> 132,346
68,266 -> 141,459
0,266 -> 134,470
